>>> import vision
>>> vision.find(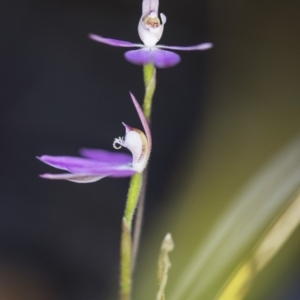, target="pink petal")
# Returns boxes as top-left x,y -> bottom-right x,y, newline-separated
80,149 -> 132,164
124,49 -> 152,66
89,34 -> 142,48
151,49 -> 181,68
156,43 -> 213,51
